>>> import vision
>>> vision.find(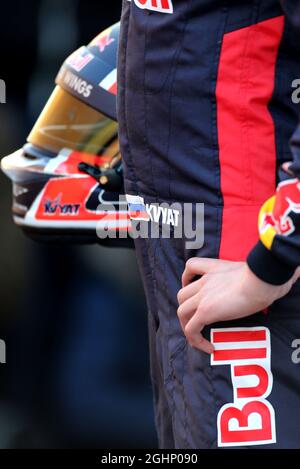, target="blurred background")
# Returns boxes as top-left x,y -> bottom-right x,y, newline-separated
0,0 -> 157,448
